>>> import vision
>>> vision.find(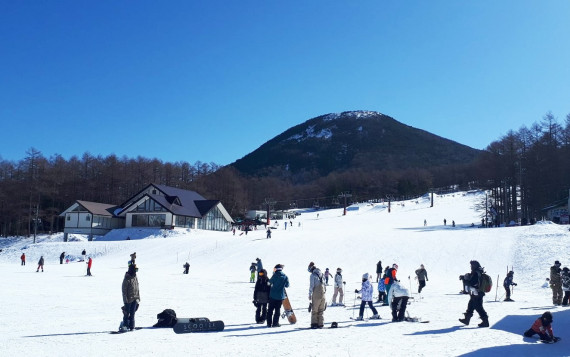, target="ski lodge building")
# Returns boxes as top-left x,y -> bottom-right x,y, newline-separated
60,183 -> 234,240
